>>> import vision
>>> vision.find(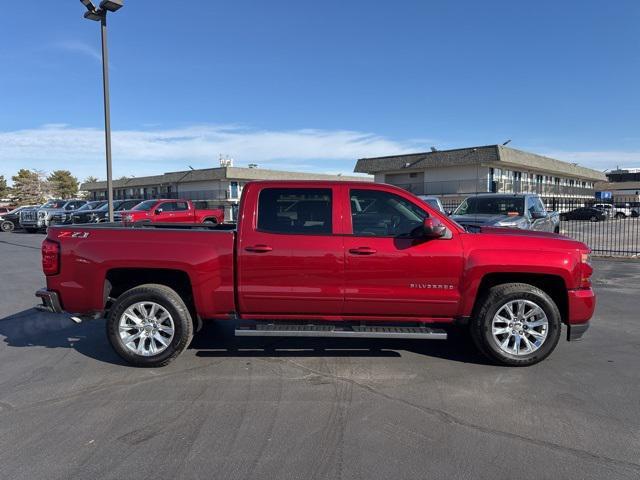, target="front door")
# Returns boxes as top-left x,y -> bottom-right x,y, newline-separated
343,187 -> 463,319
237,186 -> 344,316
